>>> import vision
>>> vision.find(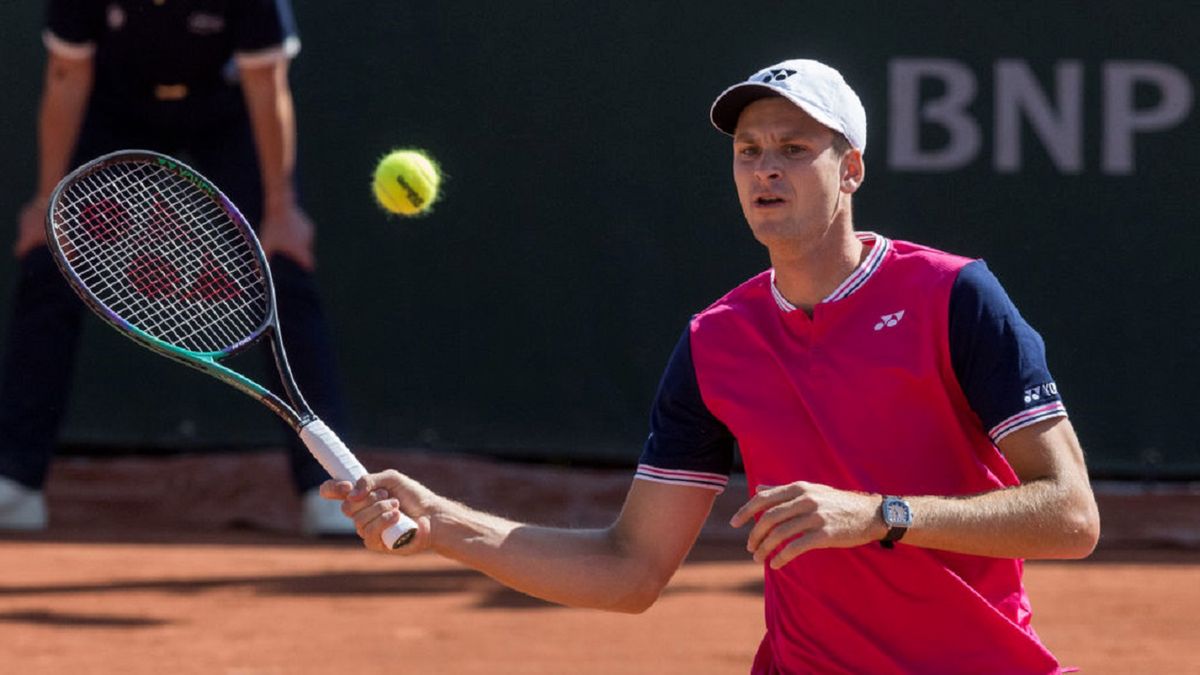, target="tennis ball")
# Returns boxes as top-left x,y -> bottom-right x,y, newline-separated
372,149 -> 441,216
